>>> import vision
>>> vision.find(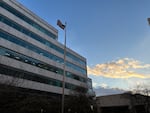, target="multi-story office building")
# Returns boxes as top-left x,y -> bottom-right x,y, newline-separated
0,0 -> 88,96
